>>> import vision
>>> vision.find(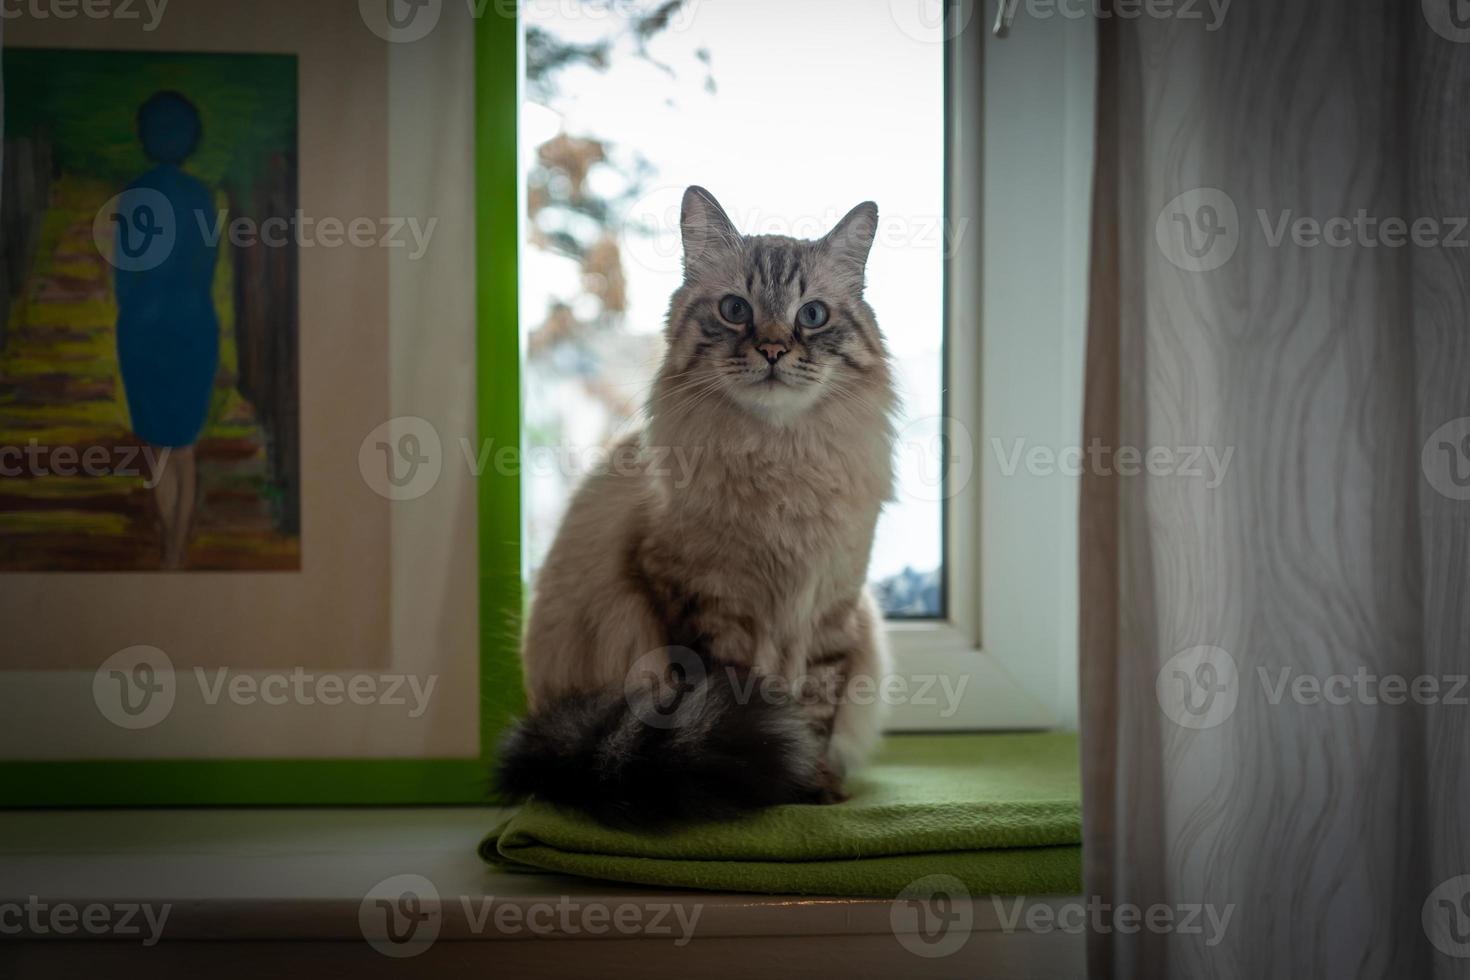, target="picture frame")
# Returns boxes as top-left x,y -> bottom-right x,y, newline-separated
0,6 -> 524,804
